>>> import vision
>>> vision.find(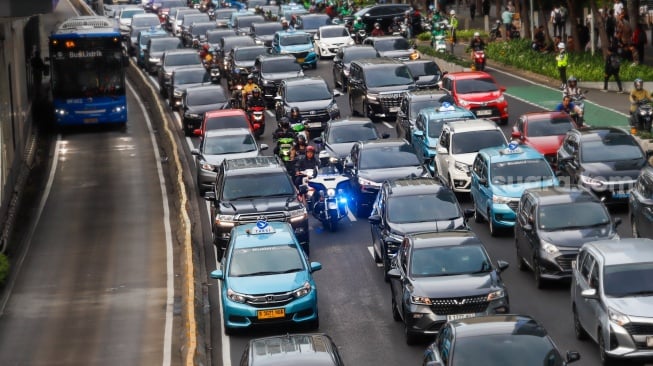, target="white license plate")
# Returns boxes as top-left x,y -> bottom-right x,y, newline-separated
446,313 -> 476,321
476,109 -> 492,116
647,336 -> 653,347
389,107 -> 400,113
307,122 -> 322,128
613,192 -> 629,199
